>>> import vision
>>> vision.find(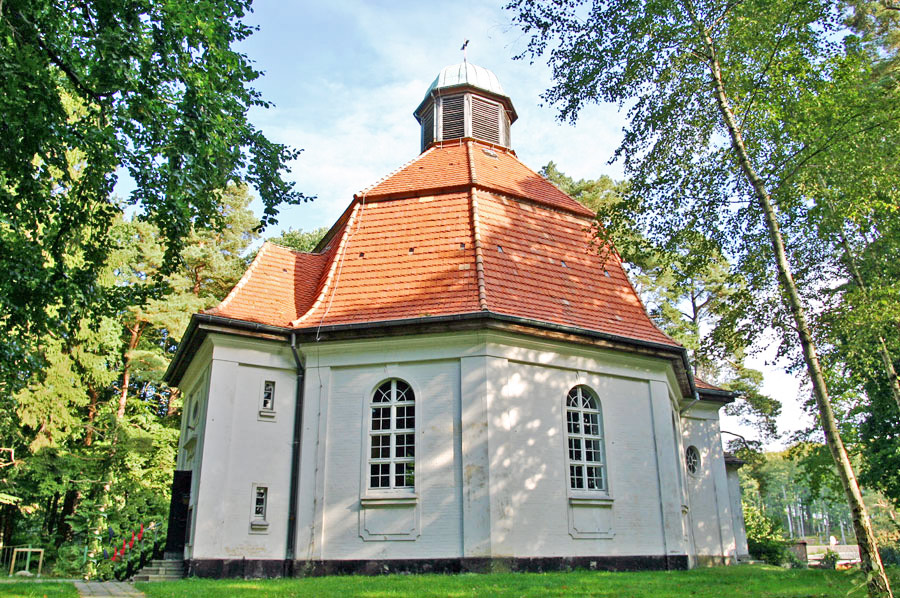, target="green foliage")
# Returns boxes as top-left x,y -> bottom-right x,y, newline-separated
743,502 -> 790,565
822,548 -> 840,570
268,227 -> 330,253
541,162 -> 781,442
1,184 -> 258,578
0,0 -> 310,396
